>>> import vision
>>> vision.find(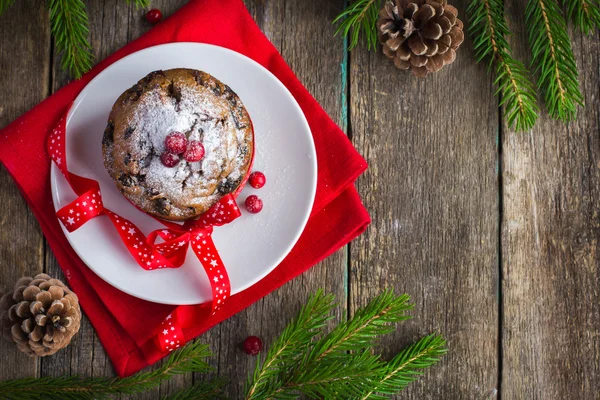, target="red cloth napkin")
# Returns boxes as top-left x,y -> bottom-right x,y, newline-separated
0,0 -> 369,376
